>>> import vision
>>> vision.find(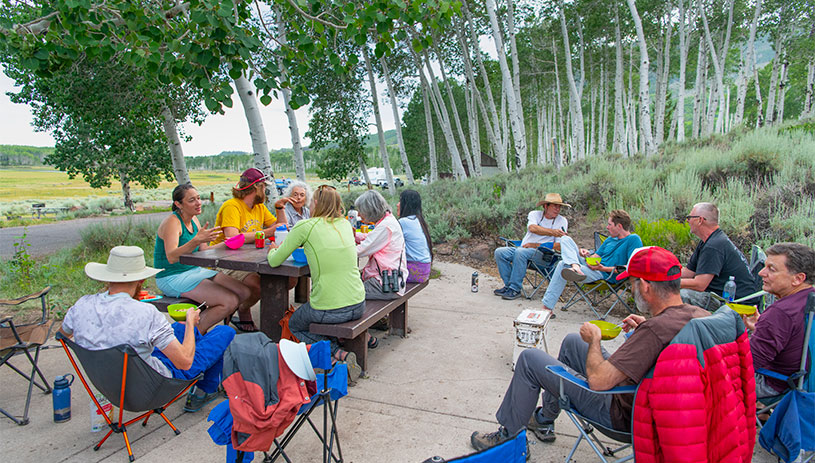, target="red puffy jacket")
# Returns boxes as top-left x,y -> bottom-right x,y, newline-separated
633,308 -> 756,462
